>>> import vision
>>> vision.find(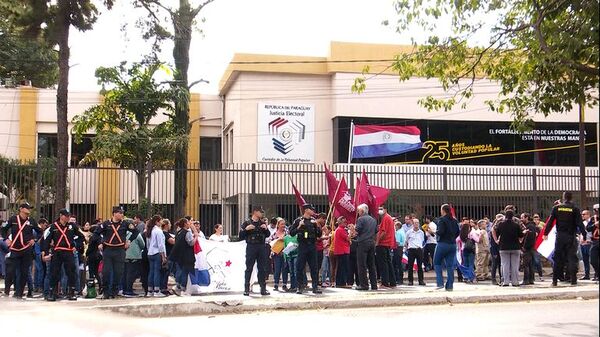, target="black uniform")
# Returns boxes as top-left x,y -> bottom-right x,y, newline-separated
522,221 -> 538,285
1,215 -> 40,297
239,218 -> 270,292
95,220 -> 130,297
289,216 -> 322,291
545,201 -> 586,284
47,221 -> 80,298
